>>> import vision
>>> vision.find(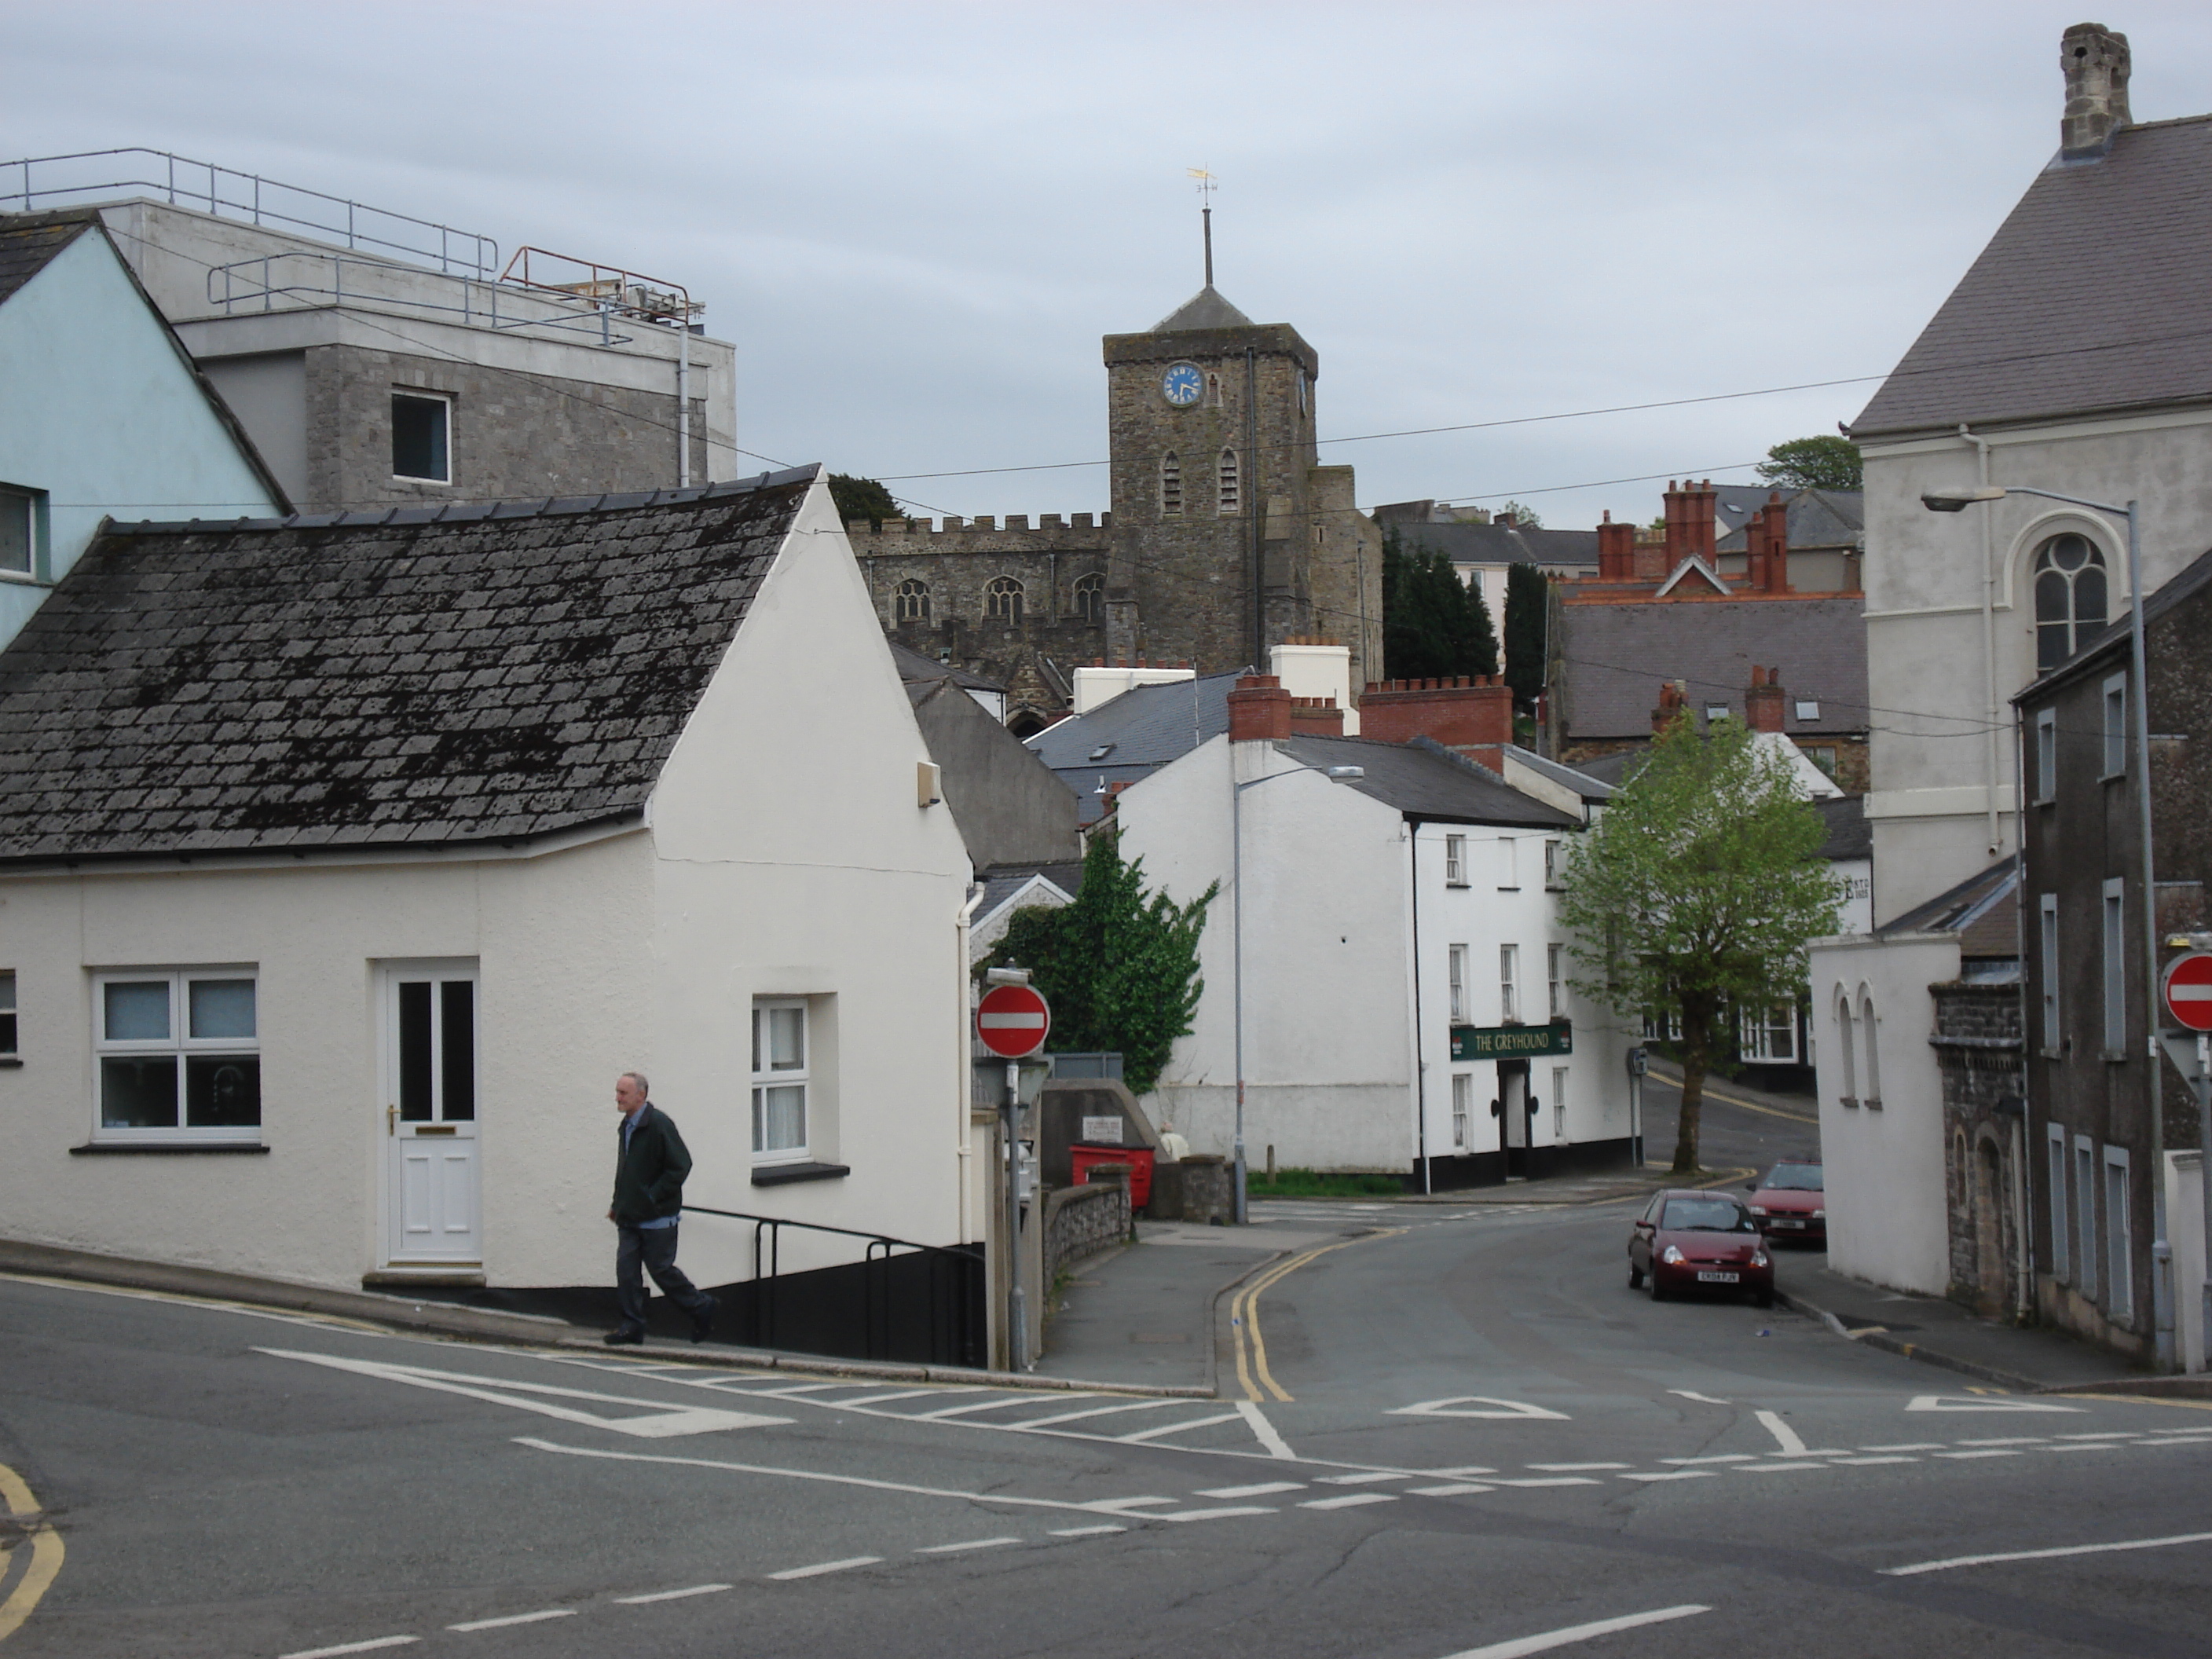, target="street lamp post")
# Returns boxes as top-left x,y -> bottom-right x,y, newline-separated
1231,756 -> 1365,1224
1924,483 -> 2179,1369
